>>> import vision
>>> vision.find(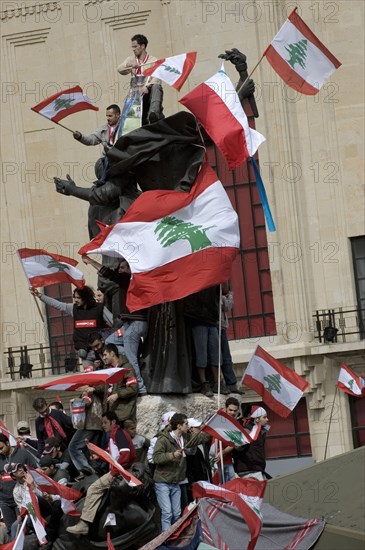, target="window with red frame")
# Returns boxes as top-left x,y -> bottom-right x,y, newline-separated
260,398 -> 312,458
206,123 -> 276,340
44,283 -> 76,372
